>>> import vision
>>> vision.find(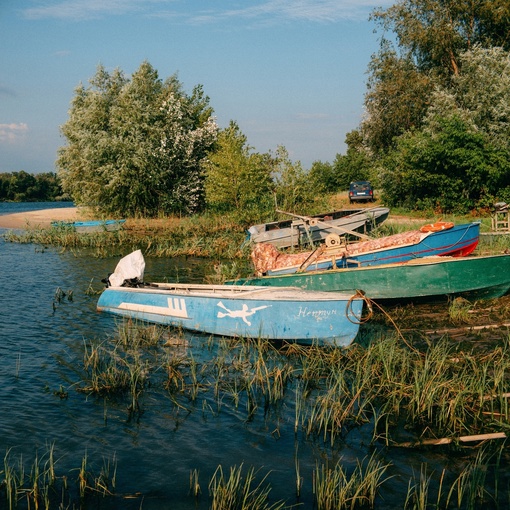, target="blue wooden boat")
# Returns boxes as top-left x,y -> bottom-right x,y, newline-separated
252,222 -> 480,276
51,219 -> 125,233
96,251 -> 364,347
